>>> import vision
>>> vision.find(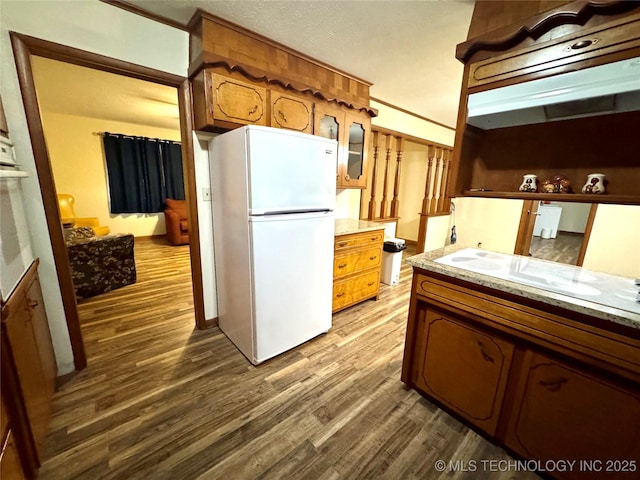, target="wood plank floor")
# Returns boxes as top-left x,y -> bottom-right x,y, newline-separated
39,238 -> 539,479
529,231 -> 584,265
